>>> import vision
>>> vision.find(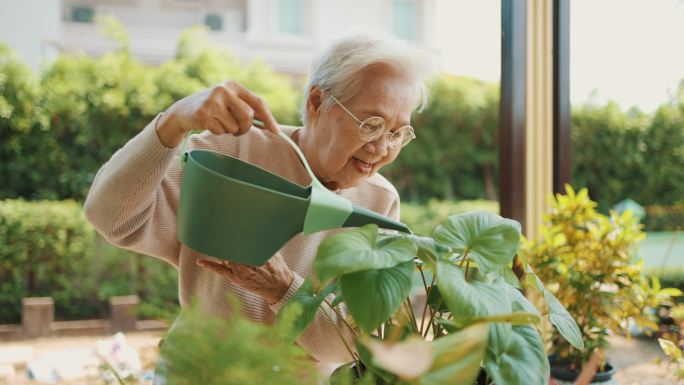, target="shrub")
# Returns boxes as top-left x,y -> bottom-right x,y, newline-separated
643,205 -> 684,232
0,199 -> 179,323
645,267 -> 684,304
384,75 -> 500,202
400,199 -> 498,236
525,185 -> 677,371
0,23 -> 302,202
